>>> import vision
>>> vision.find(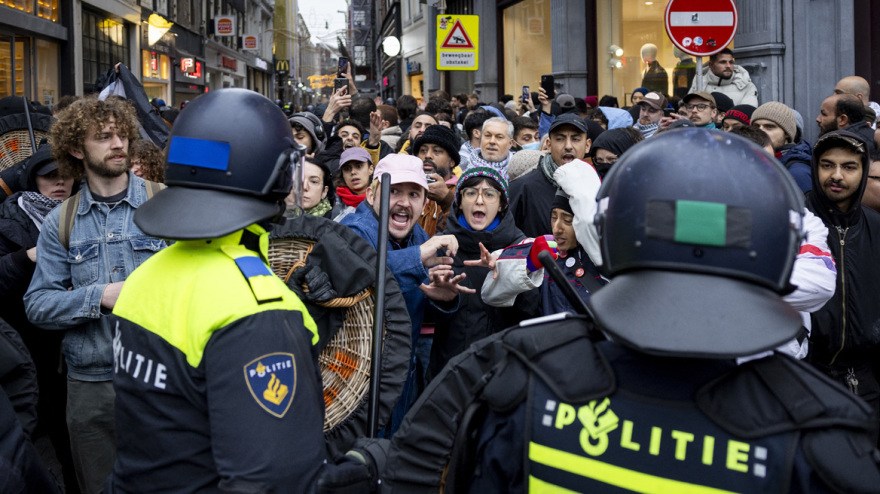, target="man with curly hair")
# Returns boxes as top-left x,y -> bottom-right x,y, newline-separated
24,95 -> 166,494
